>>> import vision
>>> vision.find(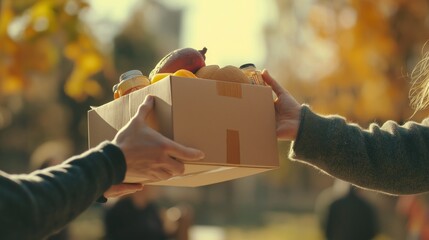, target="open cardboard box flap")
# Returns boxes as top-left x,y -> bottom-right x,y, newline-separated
88,76 -> 279,187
